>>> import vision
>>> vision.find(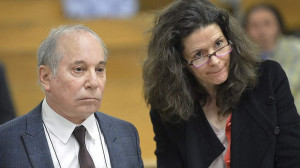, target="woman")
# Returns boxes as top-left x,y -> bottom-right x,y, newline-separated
142,0 -> 300,167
